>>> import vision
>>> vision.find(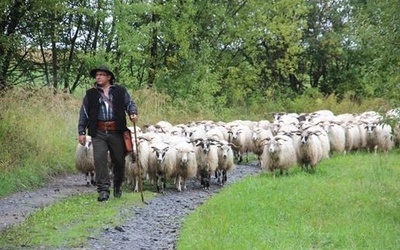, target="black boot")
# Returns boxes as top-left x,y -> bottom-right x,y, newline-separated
98,191 -> 109,202
113,186 -> 122,198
